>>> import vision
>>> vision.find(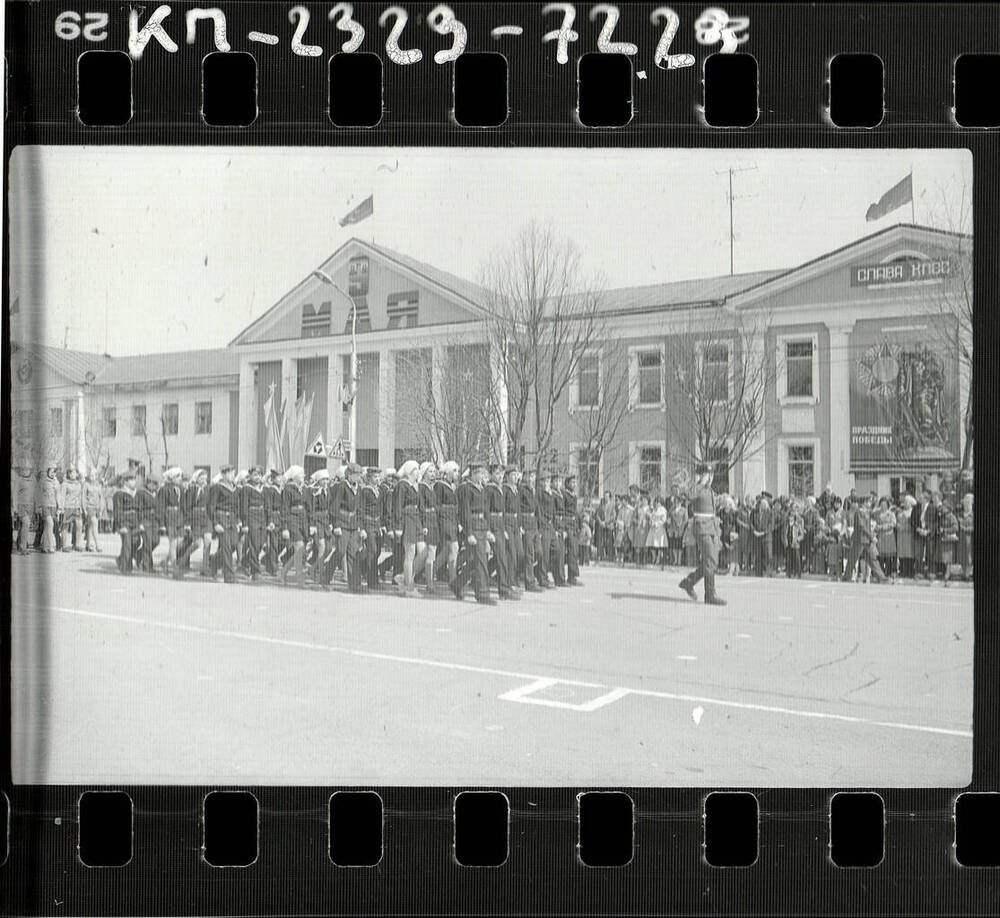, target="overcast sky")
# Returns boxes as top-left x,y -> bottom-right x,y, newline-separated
8,146 -> 971,355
